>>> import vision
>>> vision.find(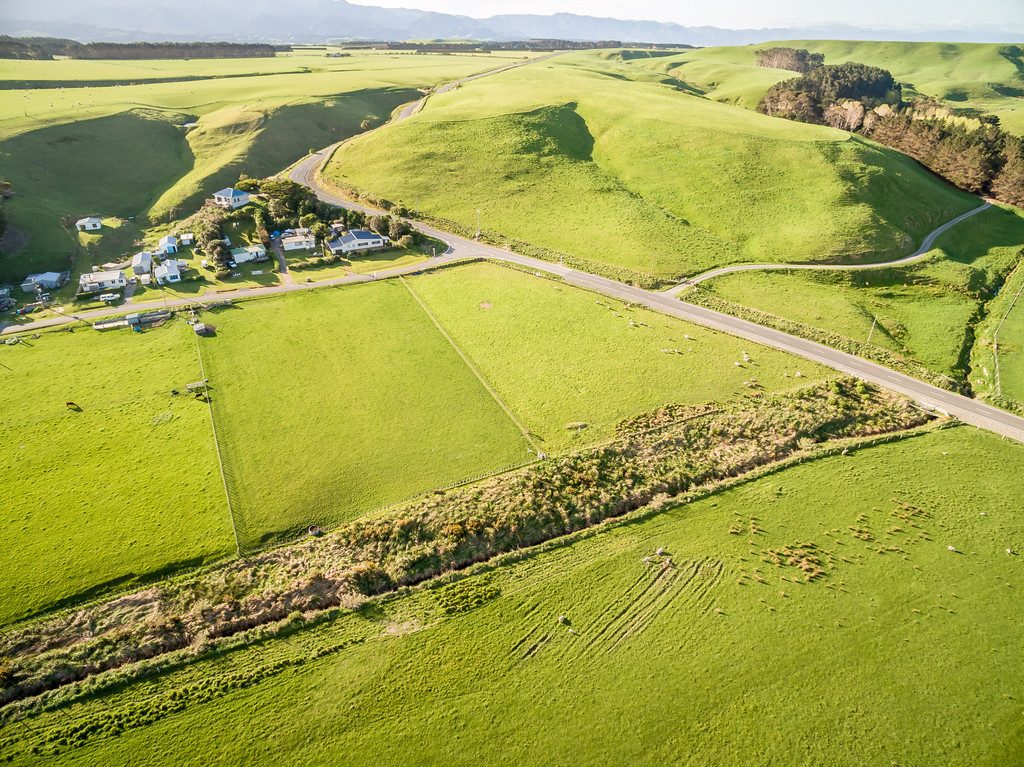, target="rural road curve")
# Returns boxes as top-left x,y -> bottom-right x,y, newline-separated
667,201 -> 993,292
